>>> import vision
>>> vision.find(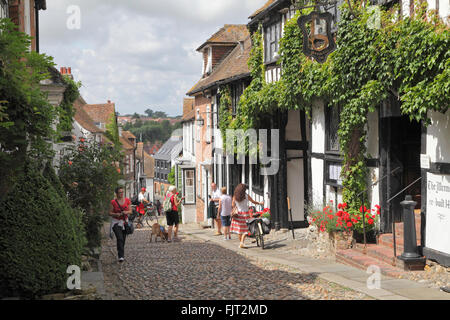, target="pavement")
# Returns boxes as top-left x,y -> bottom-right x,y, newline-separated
180,223 -> 450,300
